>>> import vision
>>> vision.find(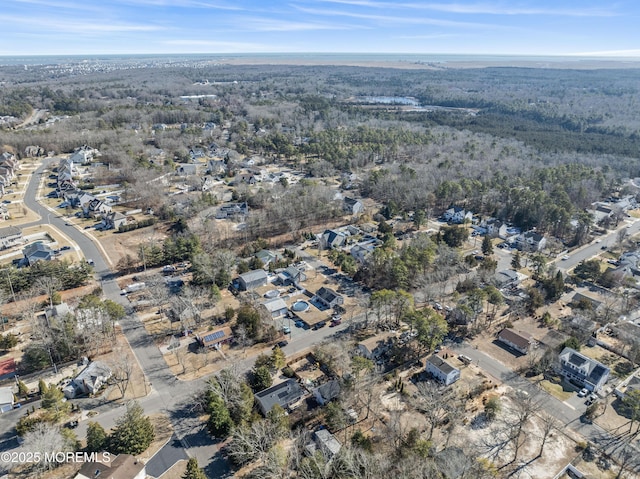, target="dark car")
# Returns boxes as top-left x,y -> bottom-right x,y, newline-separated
65,420 -> 78,429
313,321 -> 327,330
61,245 -> 71,251
273,340 -> 288,350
